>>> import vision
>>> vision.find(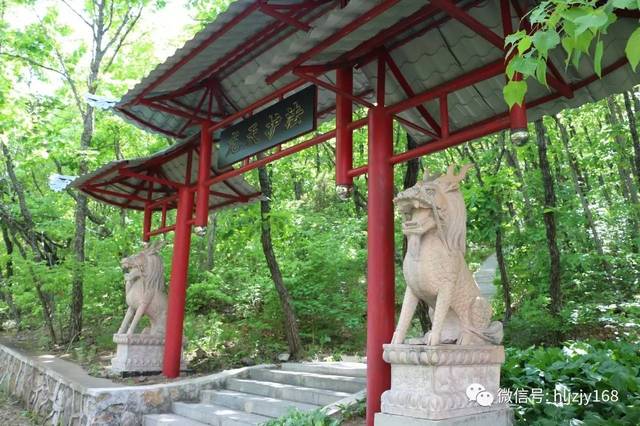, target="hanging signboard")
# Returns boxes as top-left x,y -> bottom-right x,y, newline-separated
217,85 -> 317,168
